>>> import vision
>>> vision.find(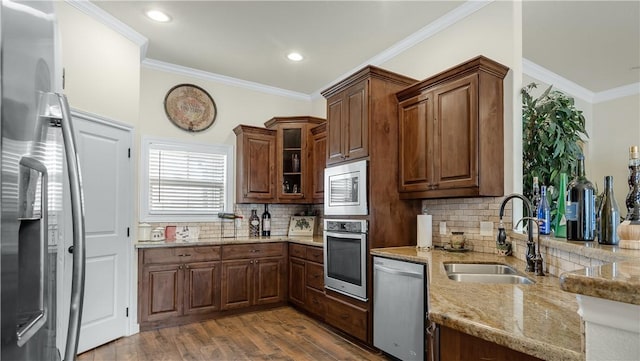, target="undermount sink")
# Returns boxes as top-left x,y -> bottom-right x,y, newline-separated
444,263 -> 535,285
